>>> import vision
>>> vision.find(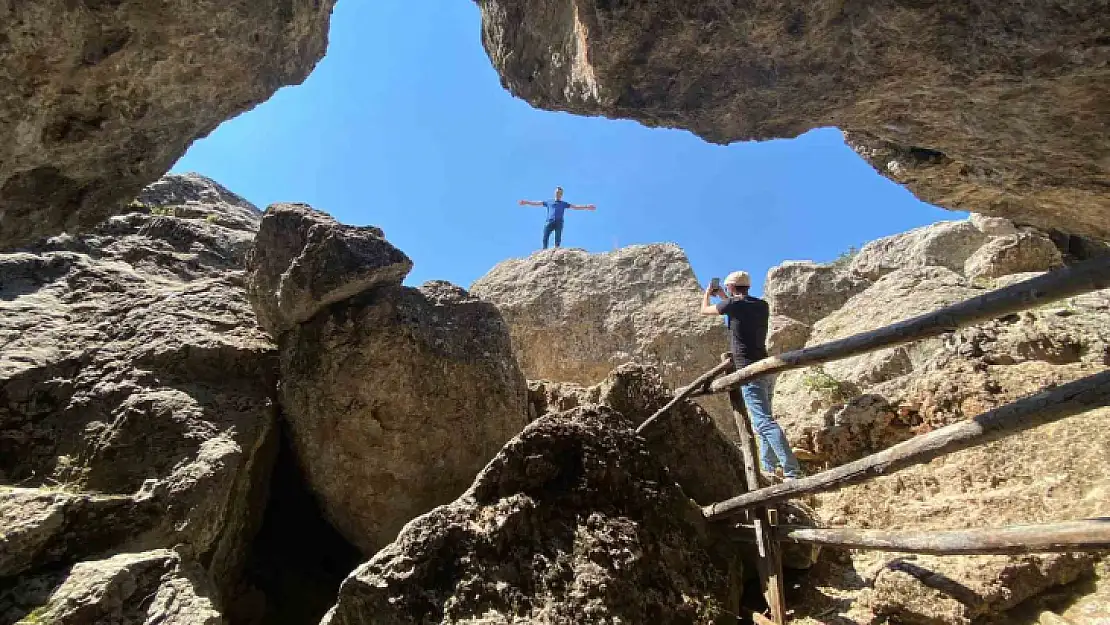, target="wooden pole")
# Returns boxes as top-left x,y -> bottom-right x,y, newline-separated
705,256 -> 1110,394
728,389 -> 787,625
703,369 -> 1110,520
634,358 -> 732,434
775,519 -> 1110,555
